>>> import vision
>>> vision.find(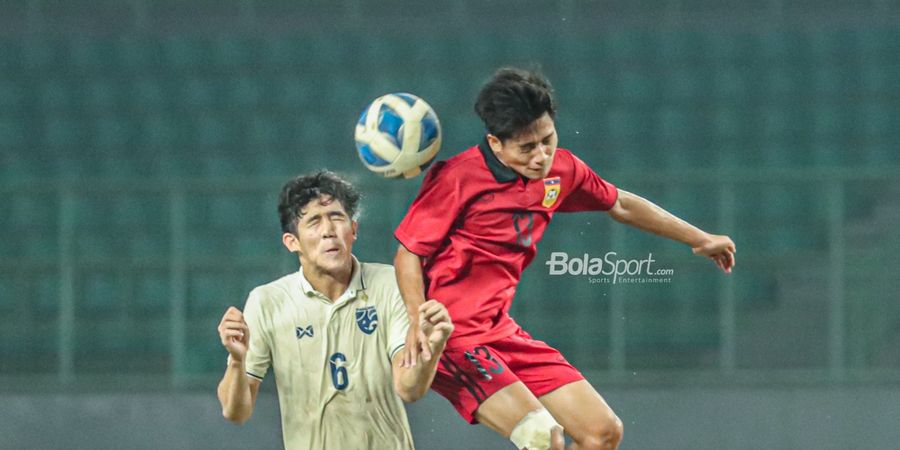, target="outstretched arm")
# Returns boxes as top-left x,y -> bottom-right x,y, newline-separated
392,300 -> 453,402
607,189 -> 736,273
394,244 -> 431,366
